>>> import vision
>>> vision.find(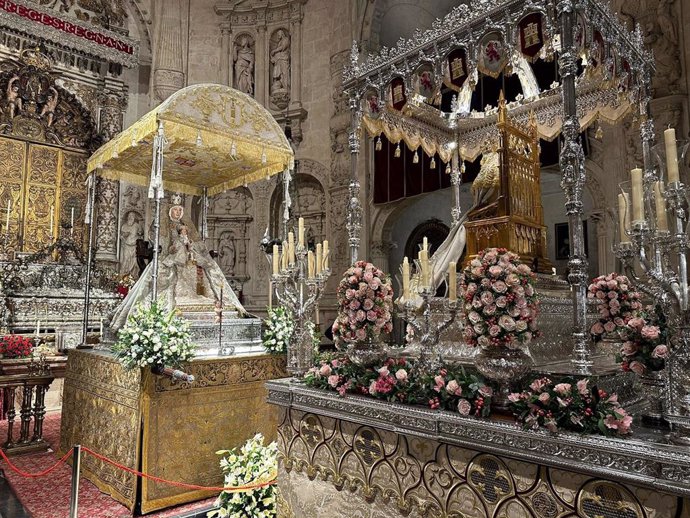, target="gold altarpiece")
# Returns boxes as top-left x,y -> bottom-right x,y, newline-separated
464,97 -> 552,273
0,48 -> 98,255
